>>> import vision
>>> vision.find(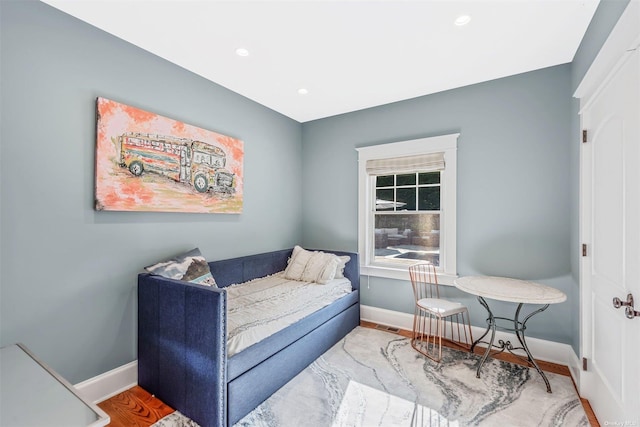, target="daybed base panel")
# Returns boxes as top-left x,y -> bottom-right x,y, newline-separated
227,303 -> 360,425
138,275 -> 227,427
227,290 -> 359,381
